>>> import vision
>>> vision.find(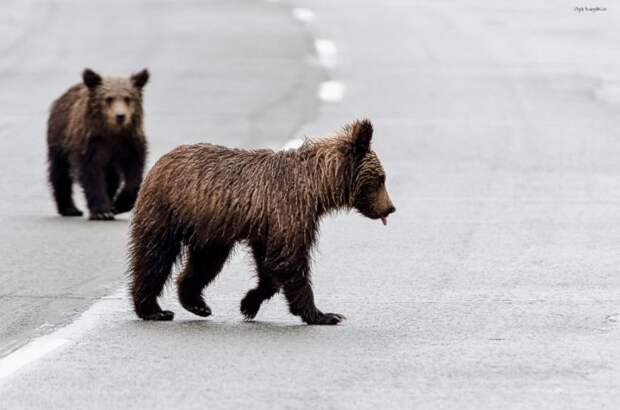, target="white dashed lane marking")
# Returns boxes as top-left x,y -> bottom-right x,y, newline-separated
281,138 -> 305,150
318,81 -> 345,102
292,8 -> 316,23
314,39 -> 338,68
